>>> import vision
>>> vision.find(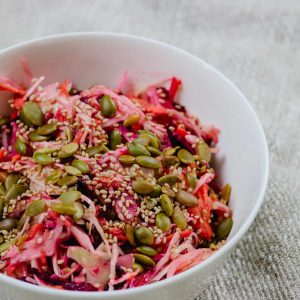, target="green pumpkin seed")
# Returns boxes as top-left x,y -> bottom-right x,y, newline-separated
157,175 -> 179,186
0,185 -> 5,197
0,197 -> 5,217
172,206 -> 187,230
123,114 -> 140,127
0,218 -> 18,231
51,202 -> 76,215
73,202 -> 84,221
20,102 -> 44,126
17,212 -> 27,230
134,226 -> 154,245
67,186 -> 78,192
0,116 -> 9,127
161,156 -> 180,168
57,176 -> 78,187
187,173 -> 197,189
0,171 -> 7,183
176,190 -> 198,207
132,180 -> 154,195
37,123 -> 58,135
65,166 -> 82,176
59,190 -> 82,203
33,152 -> 53,165
65,127 -> 73,142
156,212 -> 171,232
160,194 -> 173,216
216,218 -> 233,240
138,132 -> 160,148
221,184 -> 231,204
146,146 -> 161,156
109,129 -> 122,150
135,135 -> 150,146
15,138 -> 27,155
125,224 -> 136,247
72,160 -> 90,174
5,173 -> 20,190
196,142 -> 211,162
0,235 -> 3,244
29,131 -> 50,142
0,240 -> 15,253
161,186 -> 175,198
46,169 -> 62,184
149,185 -> 161,197
25,200 -> 45,217
128,142 -> 150,157
132,262 -> 144,273
163,147 -> 179,156
6,185 -> 28,201
58,143 -> 79,158
134,253 -> 155,267
86,145 -> 108,157
177,149 -> 195,164
101,95 -> 117,117
119,155 -> 136,165
136,245 -> 158,256
136,156 -> 161,169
